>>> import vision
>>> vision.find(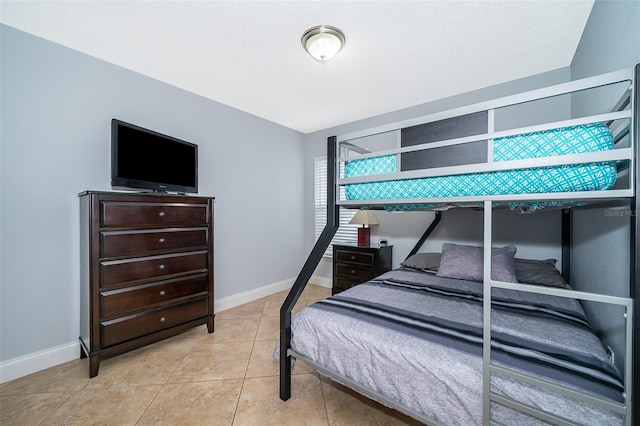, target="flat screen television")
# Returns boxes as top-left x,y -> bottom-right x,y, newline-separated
111,119 -> 198,194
